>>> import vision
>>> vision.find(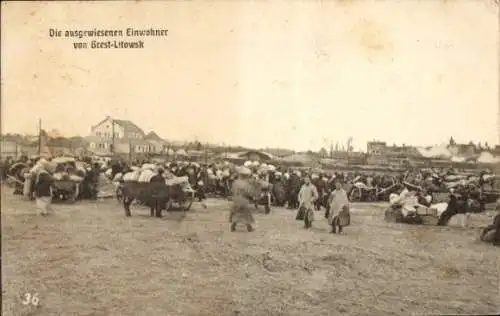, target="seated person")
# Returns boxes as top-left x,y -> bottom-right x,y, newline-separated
480,200 -> 500,245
